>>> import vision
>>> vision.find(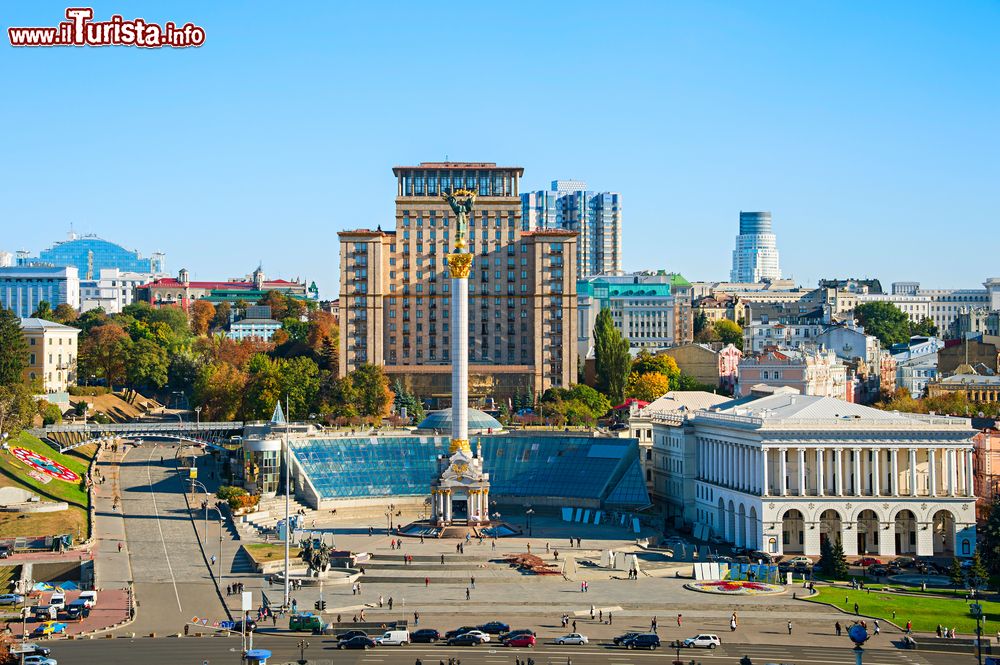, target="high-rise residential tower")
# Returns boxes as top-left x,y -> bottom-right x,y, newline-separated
522,180 -> 622,277
339,162 -> 578,403
730,211 -> 781,283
